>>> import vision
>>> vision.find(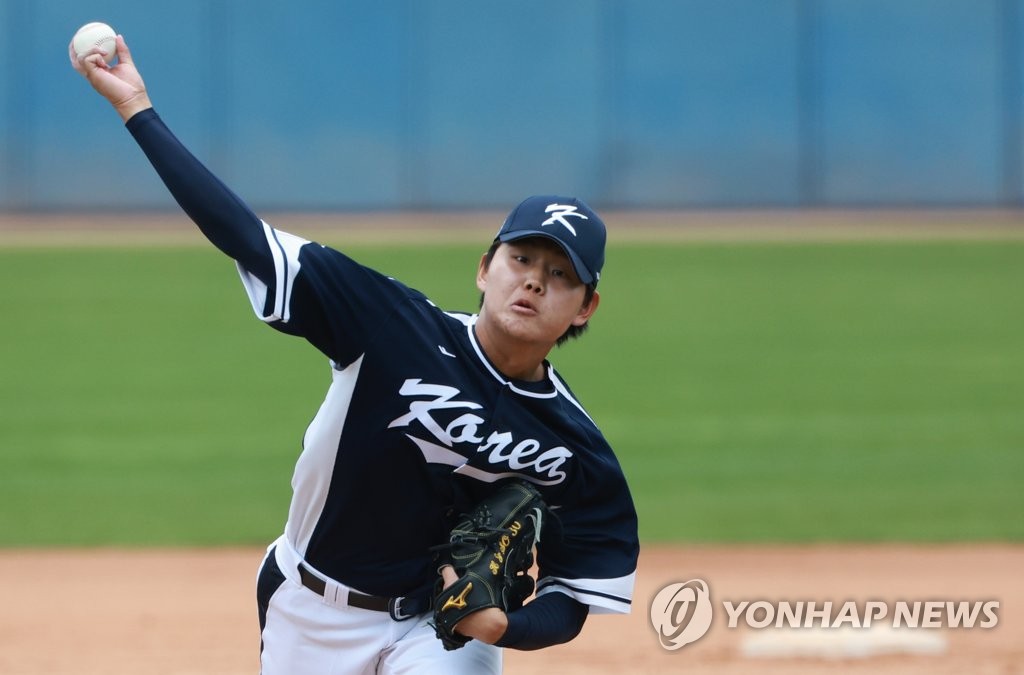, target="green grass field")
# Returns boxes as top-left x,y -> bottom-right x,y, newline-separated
1,238 -> 1022,545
